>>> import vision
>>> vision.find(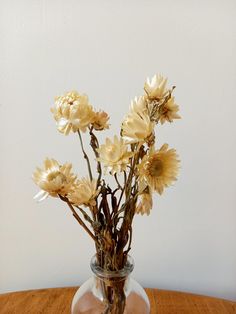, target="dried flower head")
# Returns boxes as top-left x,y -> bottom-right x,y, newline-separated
121,97 -> 155,144
92,111 -> 110,131
33,158 -> 77,201
159,97 -> 181,124
138,144 -> 180,195
68,178 -> 98,207
136,188 -> 153,215
51,91 -> 96,135
144,74 -> 168,100
97,135 -> 133,174
130,96 -> 148,115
